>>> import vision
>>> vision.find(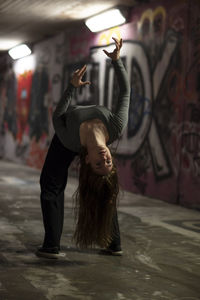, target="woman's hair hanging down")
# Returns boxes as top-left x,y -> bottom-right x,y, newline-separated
73,147 -> 119,249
